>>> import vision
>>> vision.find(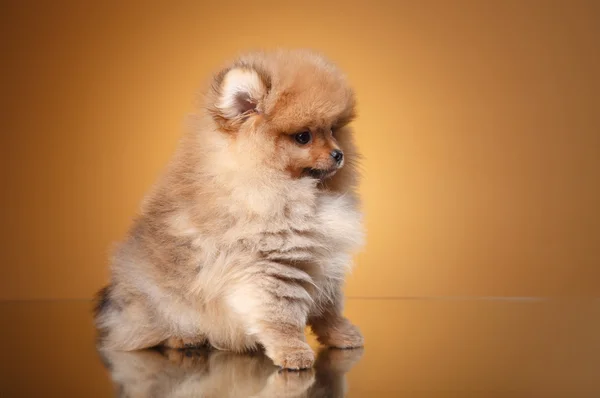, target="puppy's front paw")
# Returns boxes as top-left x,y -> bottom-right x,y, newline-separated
317,319 -> 364,349
270,344 -> 315,370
